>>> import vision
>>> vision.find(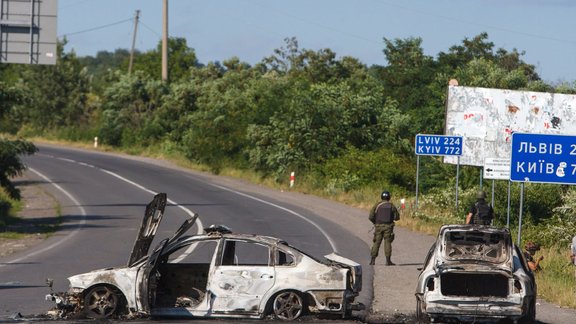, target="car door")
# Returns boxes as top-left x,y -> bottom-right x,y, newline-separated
136,213 -> 198,313
208,238 -> 276,315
